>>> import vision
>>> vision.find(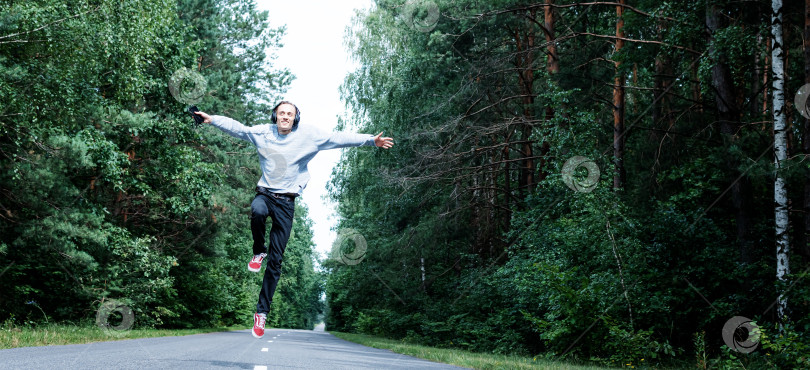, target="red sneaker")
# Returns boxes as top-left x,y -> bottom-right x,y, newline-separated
248,253 -> 267,272
252,313 -> 267,338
